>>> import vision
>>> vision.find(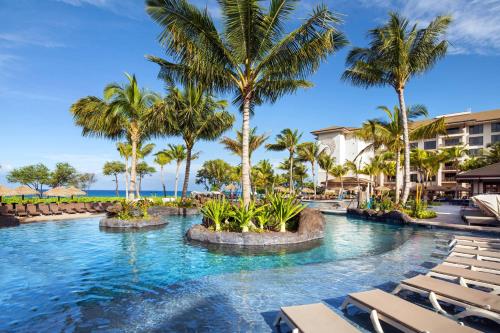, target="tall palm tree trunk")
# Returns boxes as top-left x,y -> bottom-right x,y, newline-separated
311,161 -> 316,196
325,171 -> 329,191
289,154 -> 294,193
129,137 -> 138,200
160,166 -> 166,197
181,146 -> 192,200
114,174 -> 119,197
124,158 -> 129,199
241,98 -> 251,206
395,150 -> 401,203
174,162 -> 181,199
397,88 -> 411,204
